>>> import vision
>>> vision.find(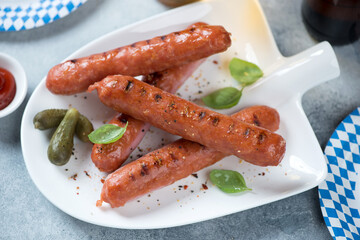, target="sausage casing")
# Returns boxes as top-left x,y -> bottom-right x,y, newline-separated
92,59 -> 205,172
46,25 -> 231,95
89,75 -> 286,166
92,114 -> 151,172
100,105 -> 280,207
91,22 -> 208,172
